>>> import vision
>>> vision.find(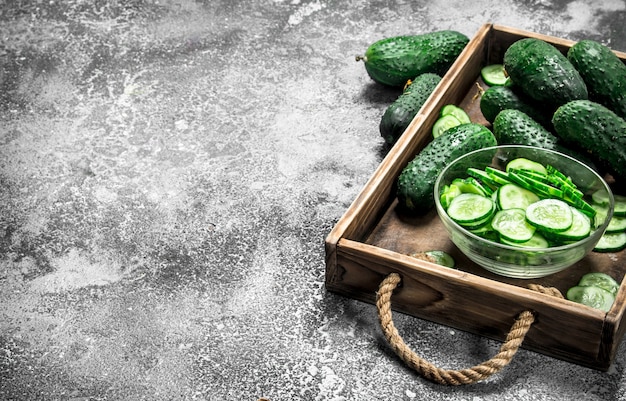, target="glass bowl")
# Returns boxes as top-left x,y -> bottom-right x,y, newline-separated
434,145 -> 615,279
